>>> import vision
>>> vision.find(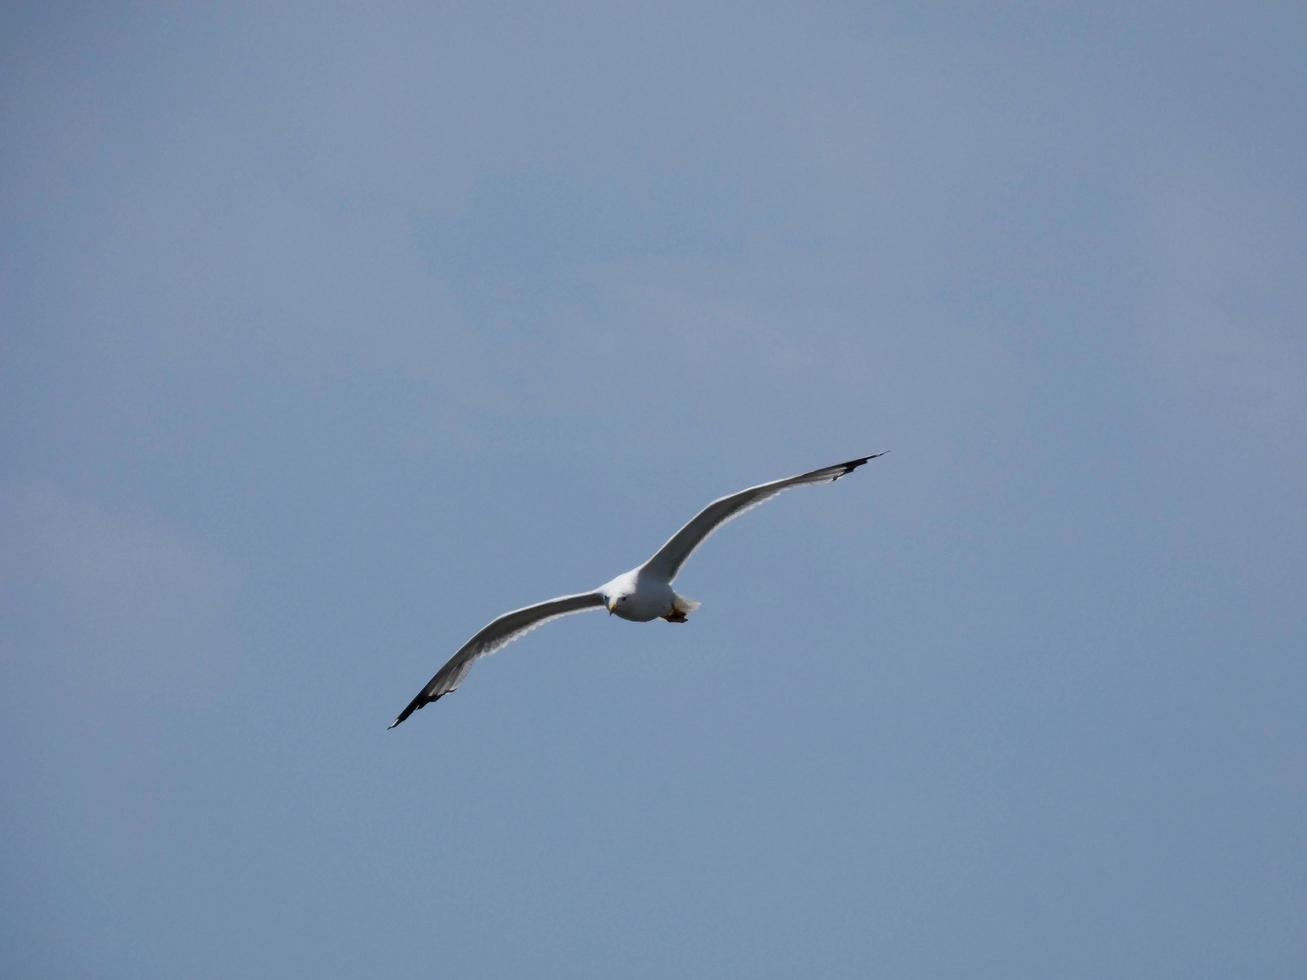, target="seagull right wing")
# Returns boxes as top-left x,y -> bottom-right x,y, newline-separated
639,453 -> 886,582
388,591 -> 607,728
